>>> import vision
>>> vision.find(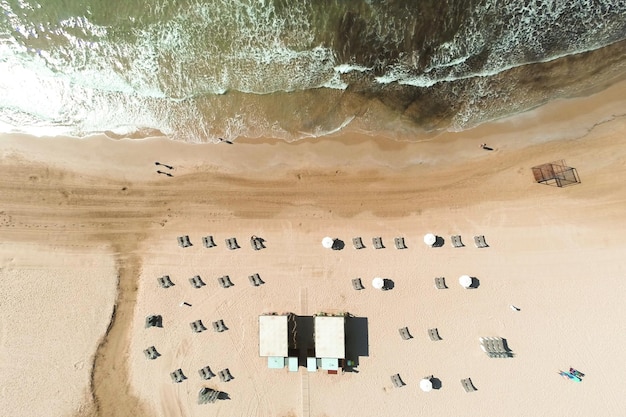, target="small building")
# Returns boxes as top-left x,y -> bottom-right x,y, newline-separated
259,314 -> 295,370
314,315 -> 345,372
